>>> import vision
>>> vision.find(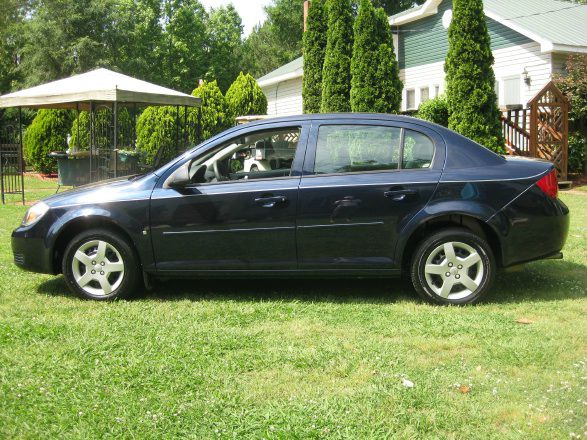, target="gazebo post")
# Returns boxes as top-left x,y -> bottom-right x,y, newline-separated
183,105 -> 188,150
113,101 -> 118,178
175,105 -> 180,153
76,103 -> 80,150
19,107 -> 24,205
